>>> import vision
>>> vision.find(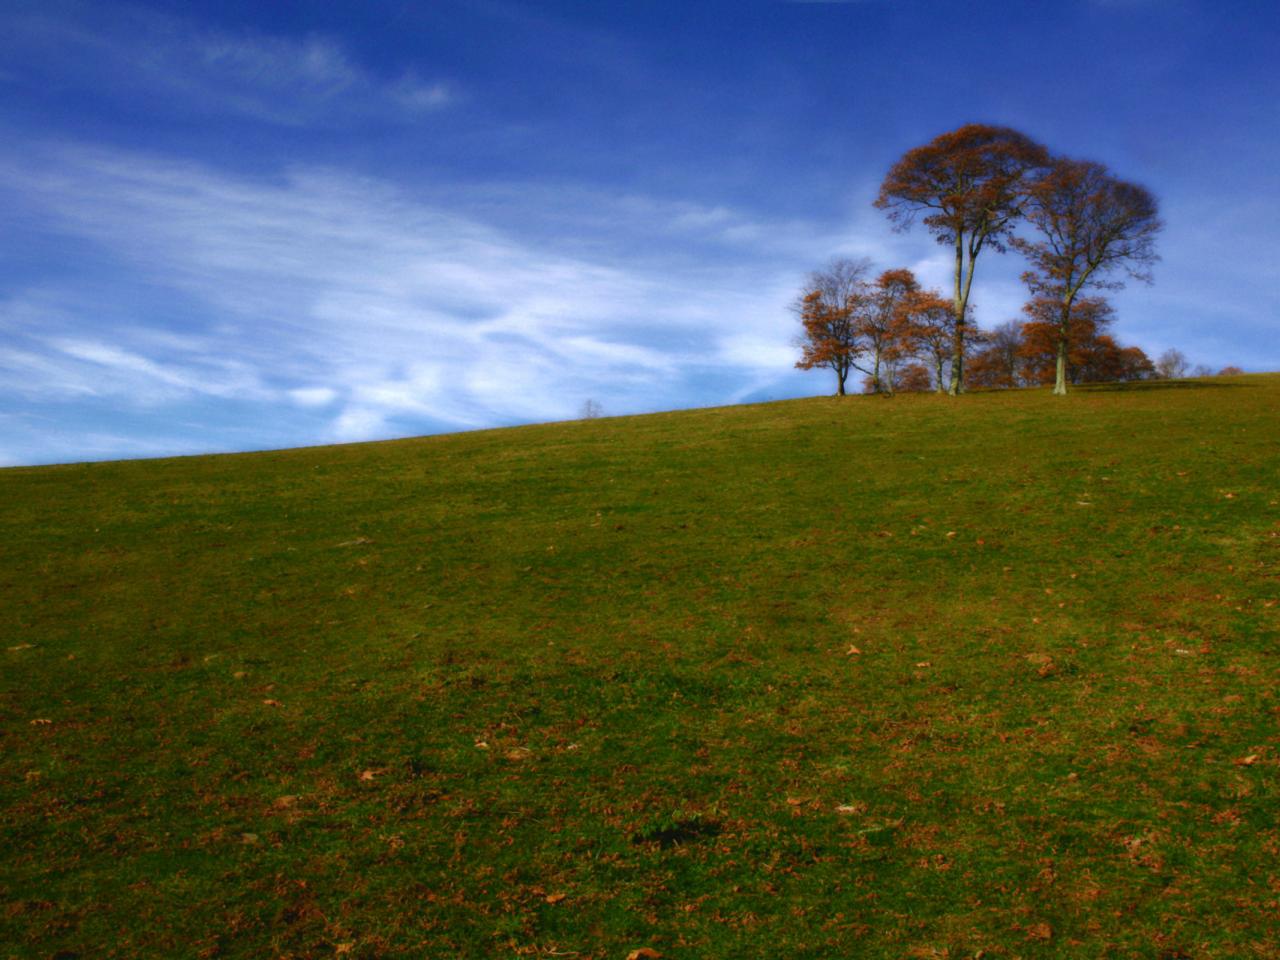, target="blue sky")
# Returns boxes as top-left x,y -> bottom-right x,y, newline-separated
2,0 -> 1277,465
